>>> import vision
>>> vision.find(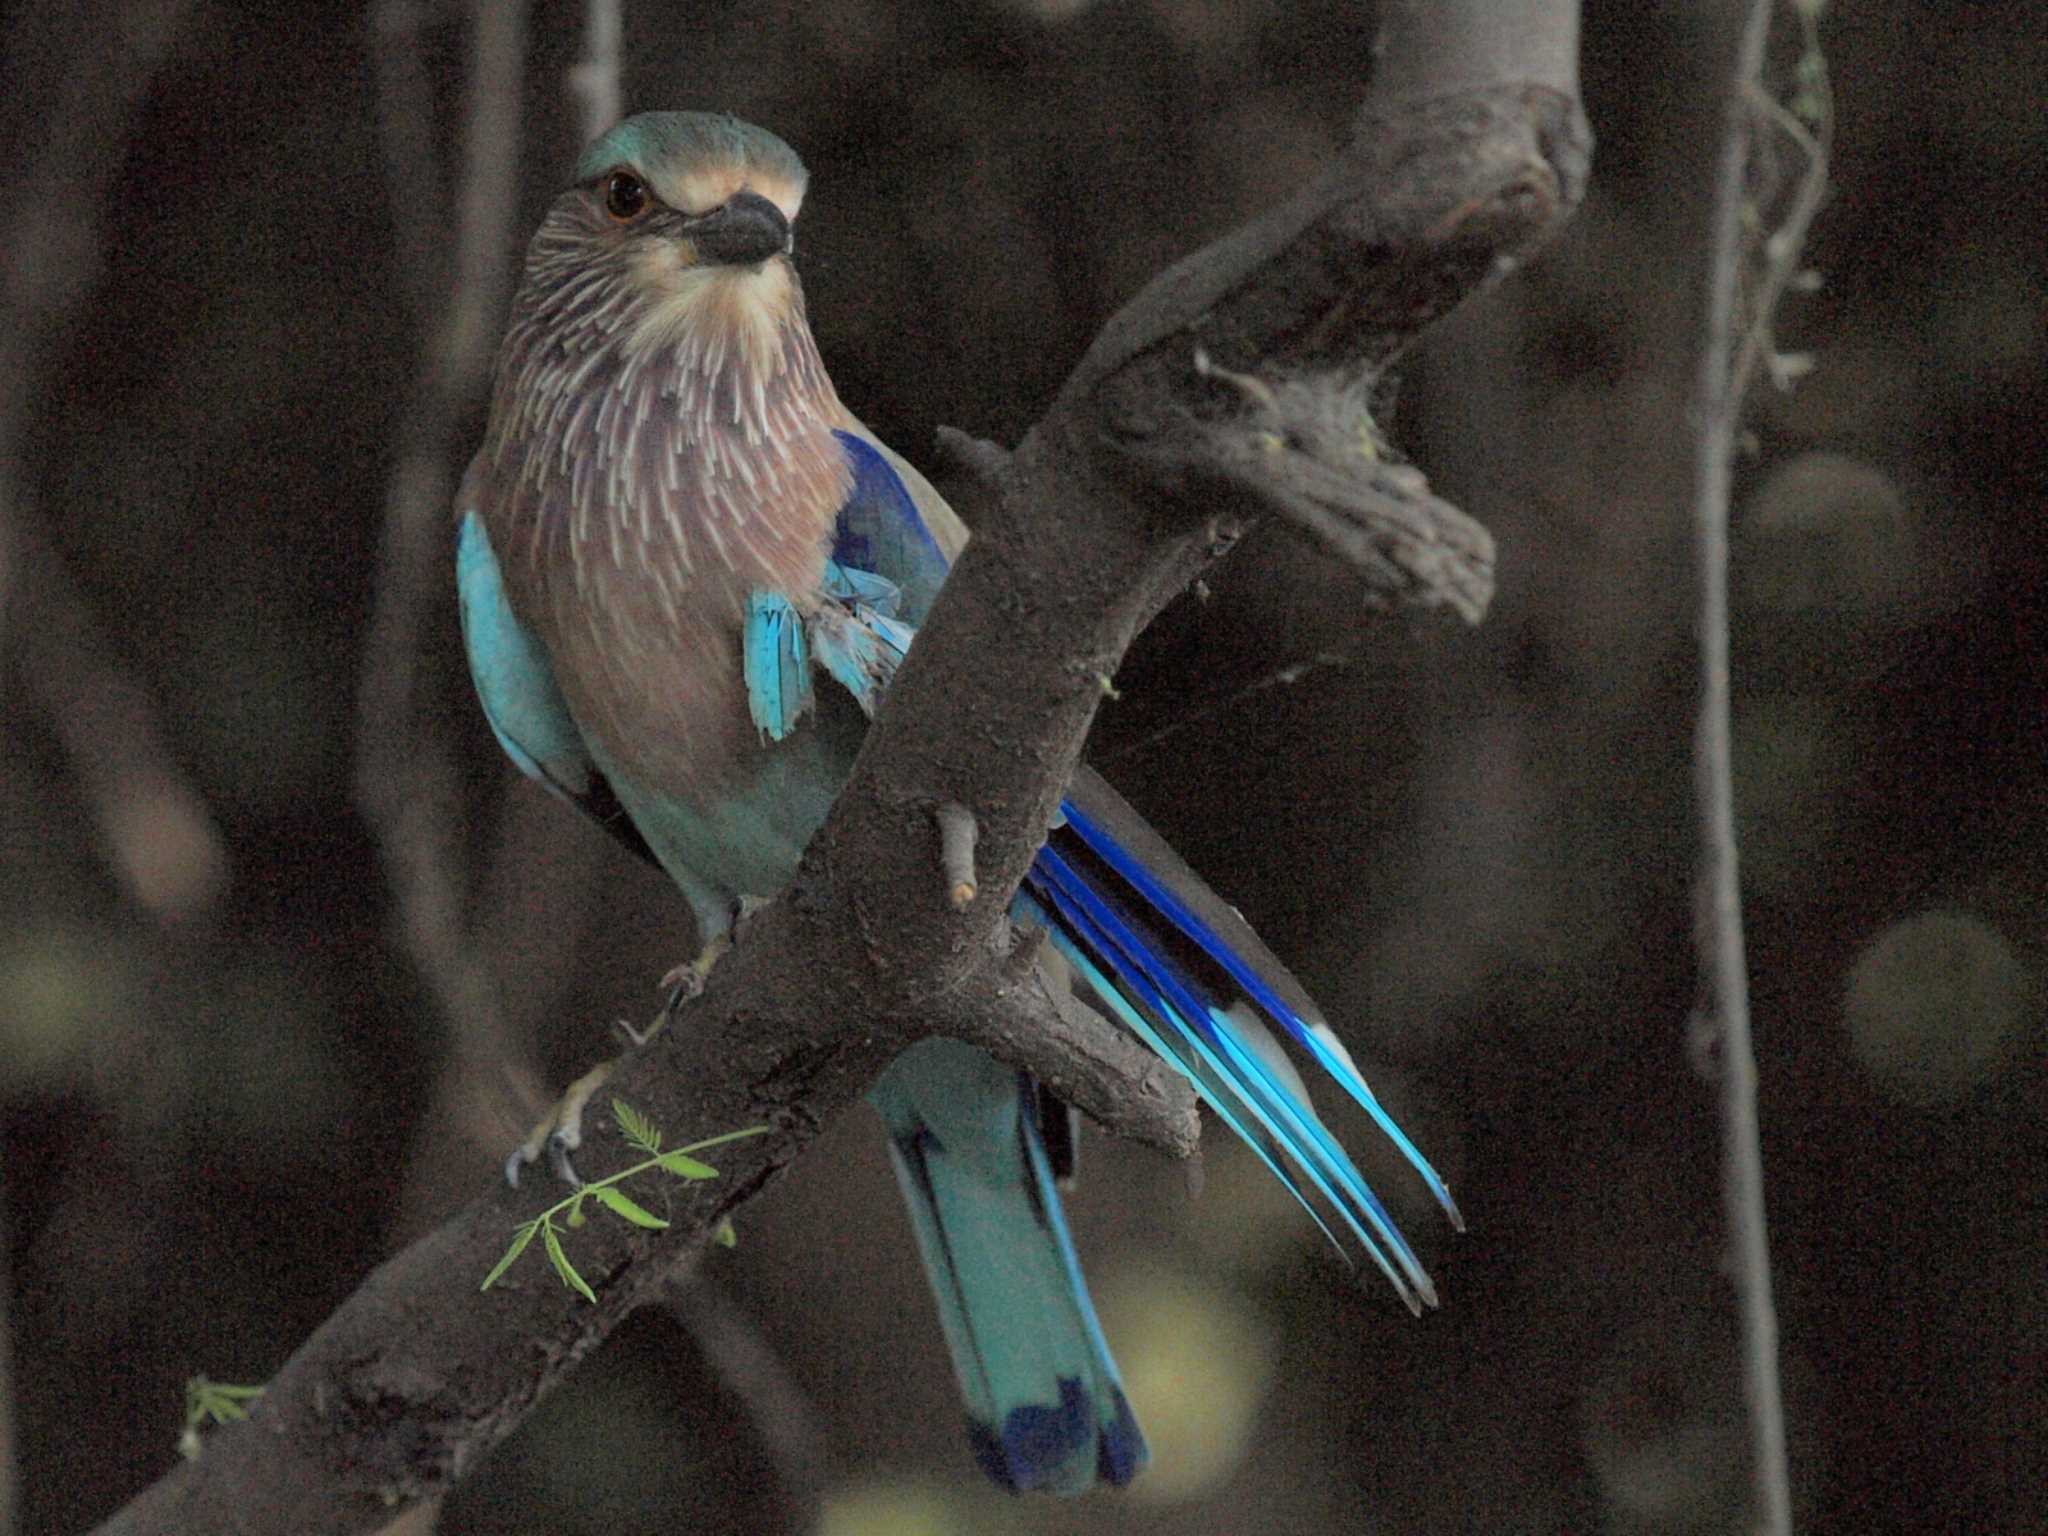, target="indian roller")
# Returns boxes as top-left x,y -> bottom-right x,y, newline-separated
456,111 -> 1460,1495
